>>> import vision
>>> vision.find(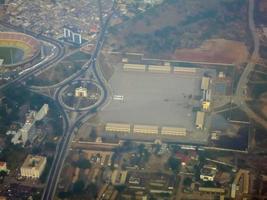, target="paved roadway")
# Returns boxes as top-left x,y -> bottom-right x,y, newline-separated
232,0 -> 267,130
0,21 -> 65,90
41,5 -> 114,199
